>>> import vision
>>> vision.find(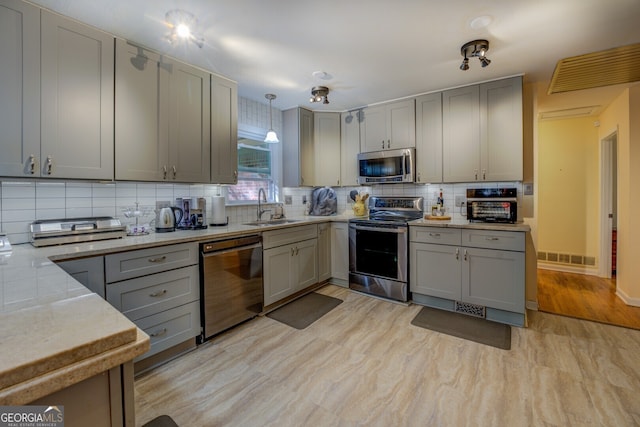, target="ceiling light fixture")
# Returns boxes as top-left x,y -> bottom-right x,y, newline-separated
165,9 -> 204,48
459,39 -> 491,70
309,86 -> 330,104
264,94 -> 279,143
